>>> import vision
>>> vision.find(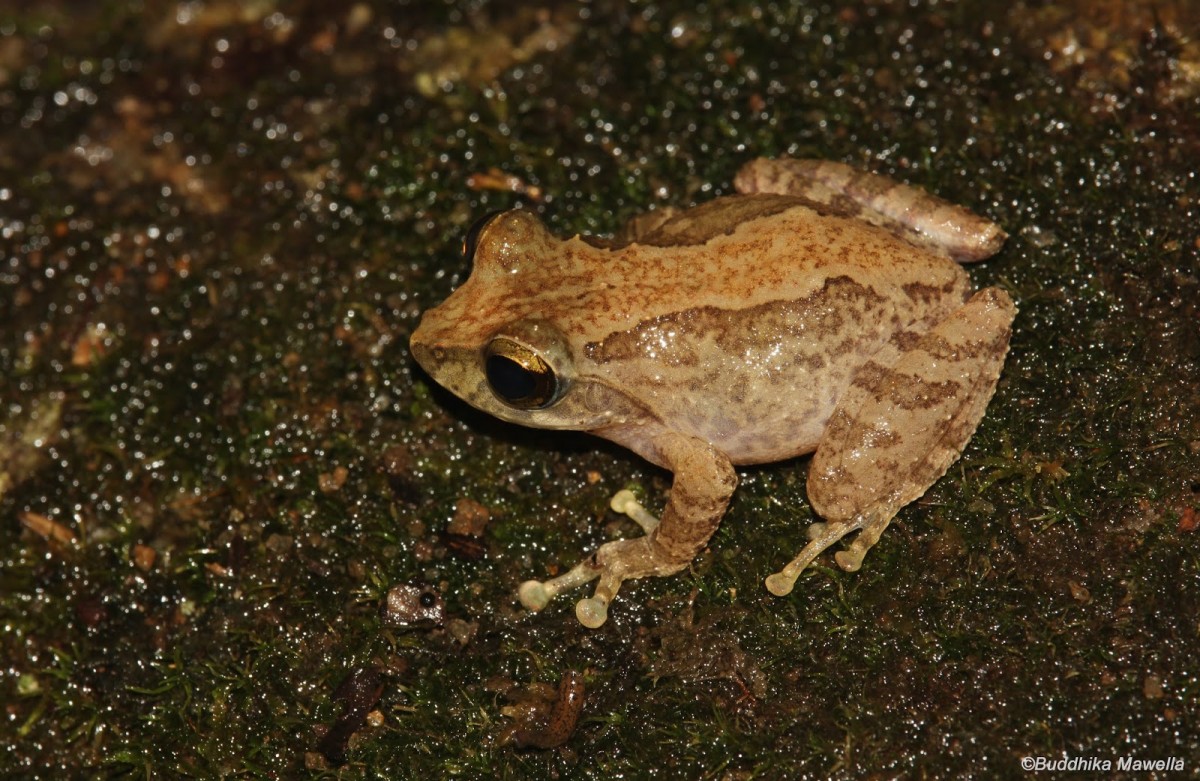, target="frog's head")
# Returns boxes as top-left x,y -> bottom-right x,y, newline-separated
410,210 -> 636,432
